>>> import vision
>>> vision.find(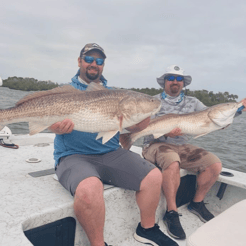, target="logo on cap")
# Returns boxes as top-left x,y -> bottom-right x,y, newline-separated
174,66 -> 180,71
92,43 -> 99,47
